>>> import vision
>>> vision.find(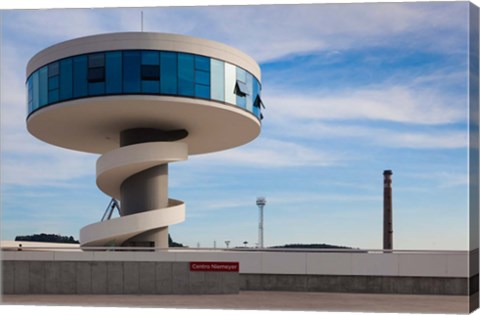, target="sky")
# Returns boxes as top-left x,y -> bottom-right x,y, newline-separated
0,1 -> 475,250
